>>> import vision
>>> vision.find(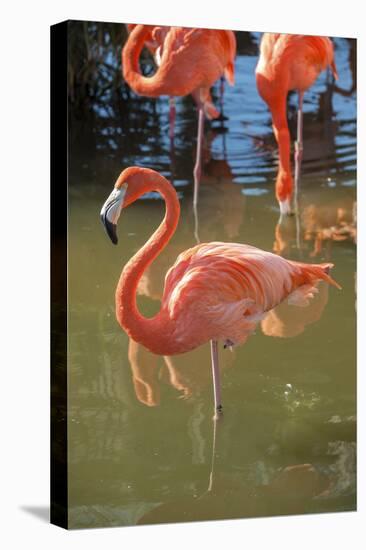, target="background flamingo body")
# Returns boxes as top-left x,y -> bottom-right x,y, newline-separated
123,25 -> 235,117
255,33 -> 338,213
